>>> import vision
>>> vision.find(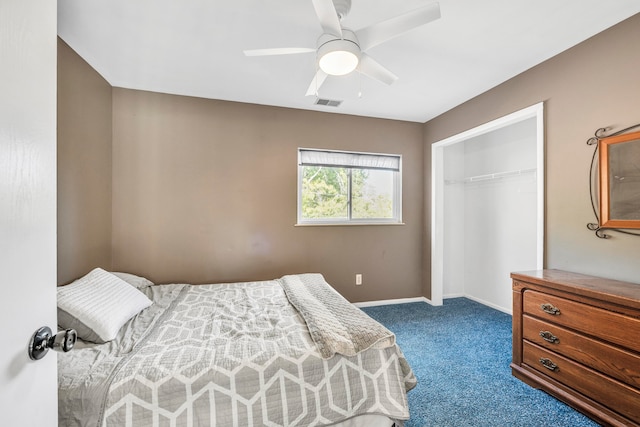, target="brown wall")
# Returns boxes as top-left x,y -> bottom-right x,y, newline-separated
111,89 -> 424,302
57,39 -> 113,285
57,12 -> 640,299
423,12 -> 640,295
